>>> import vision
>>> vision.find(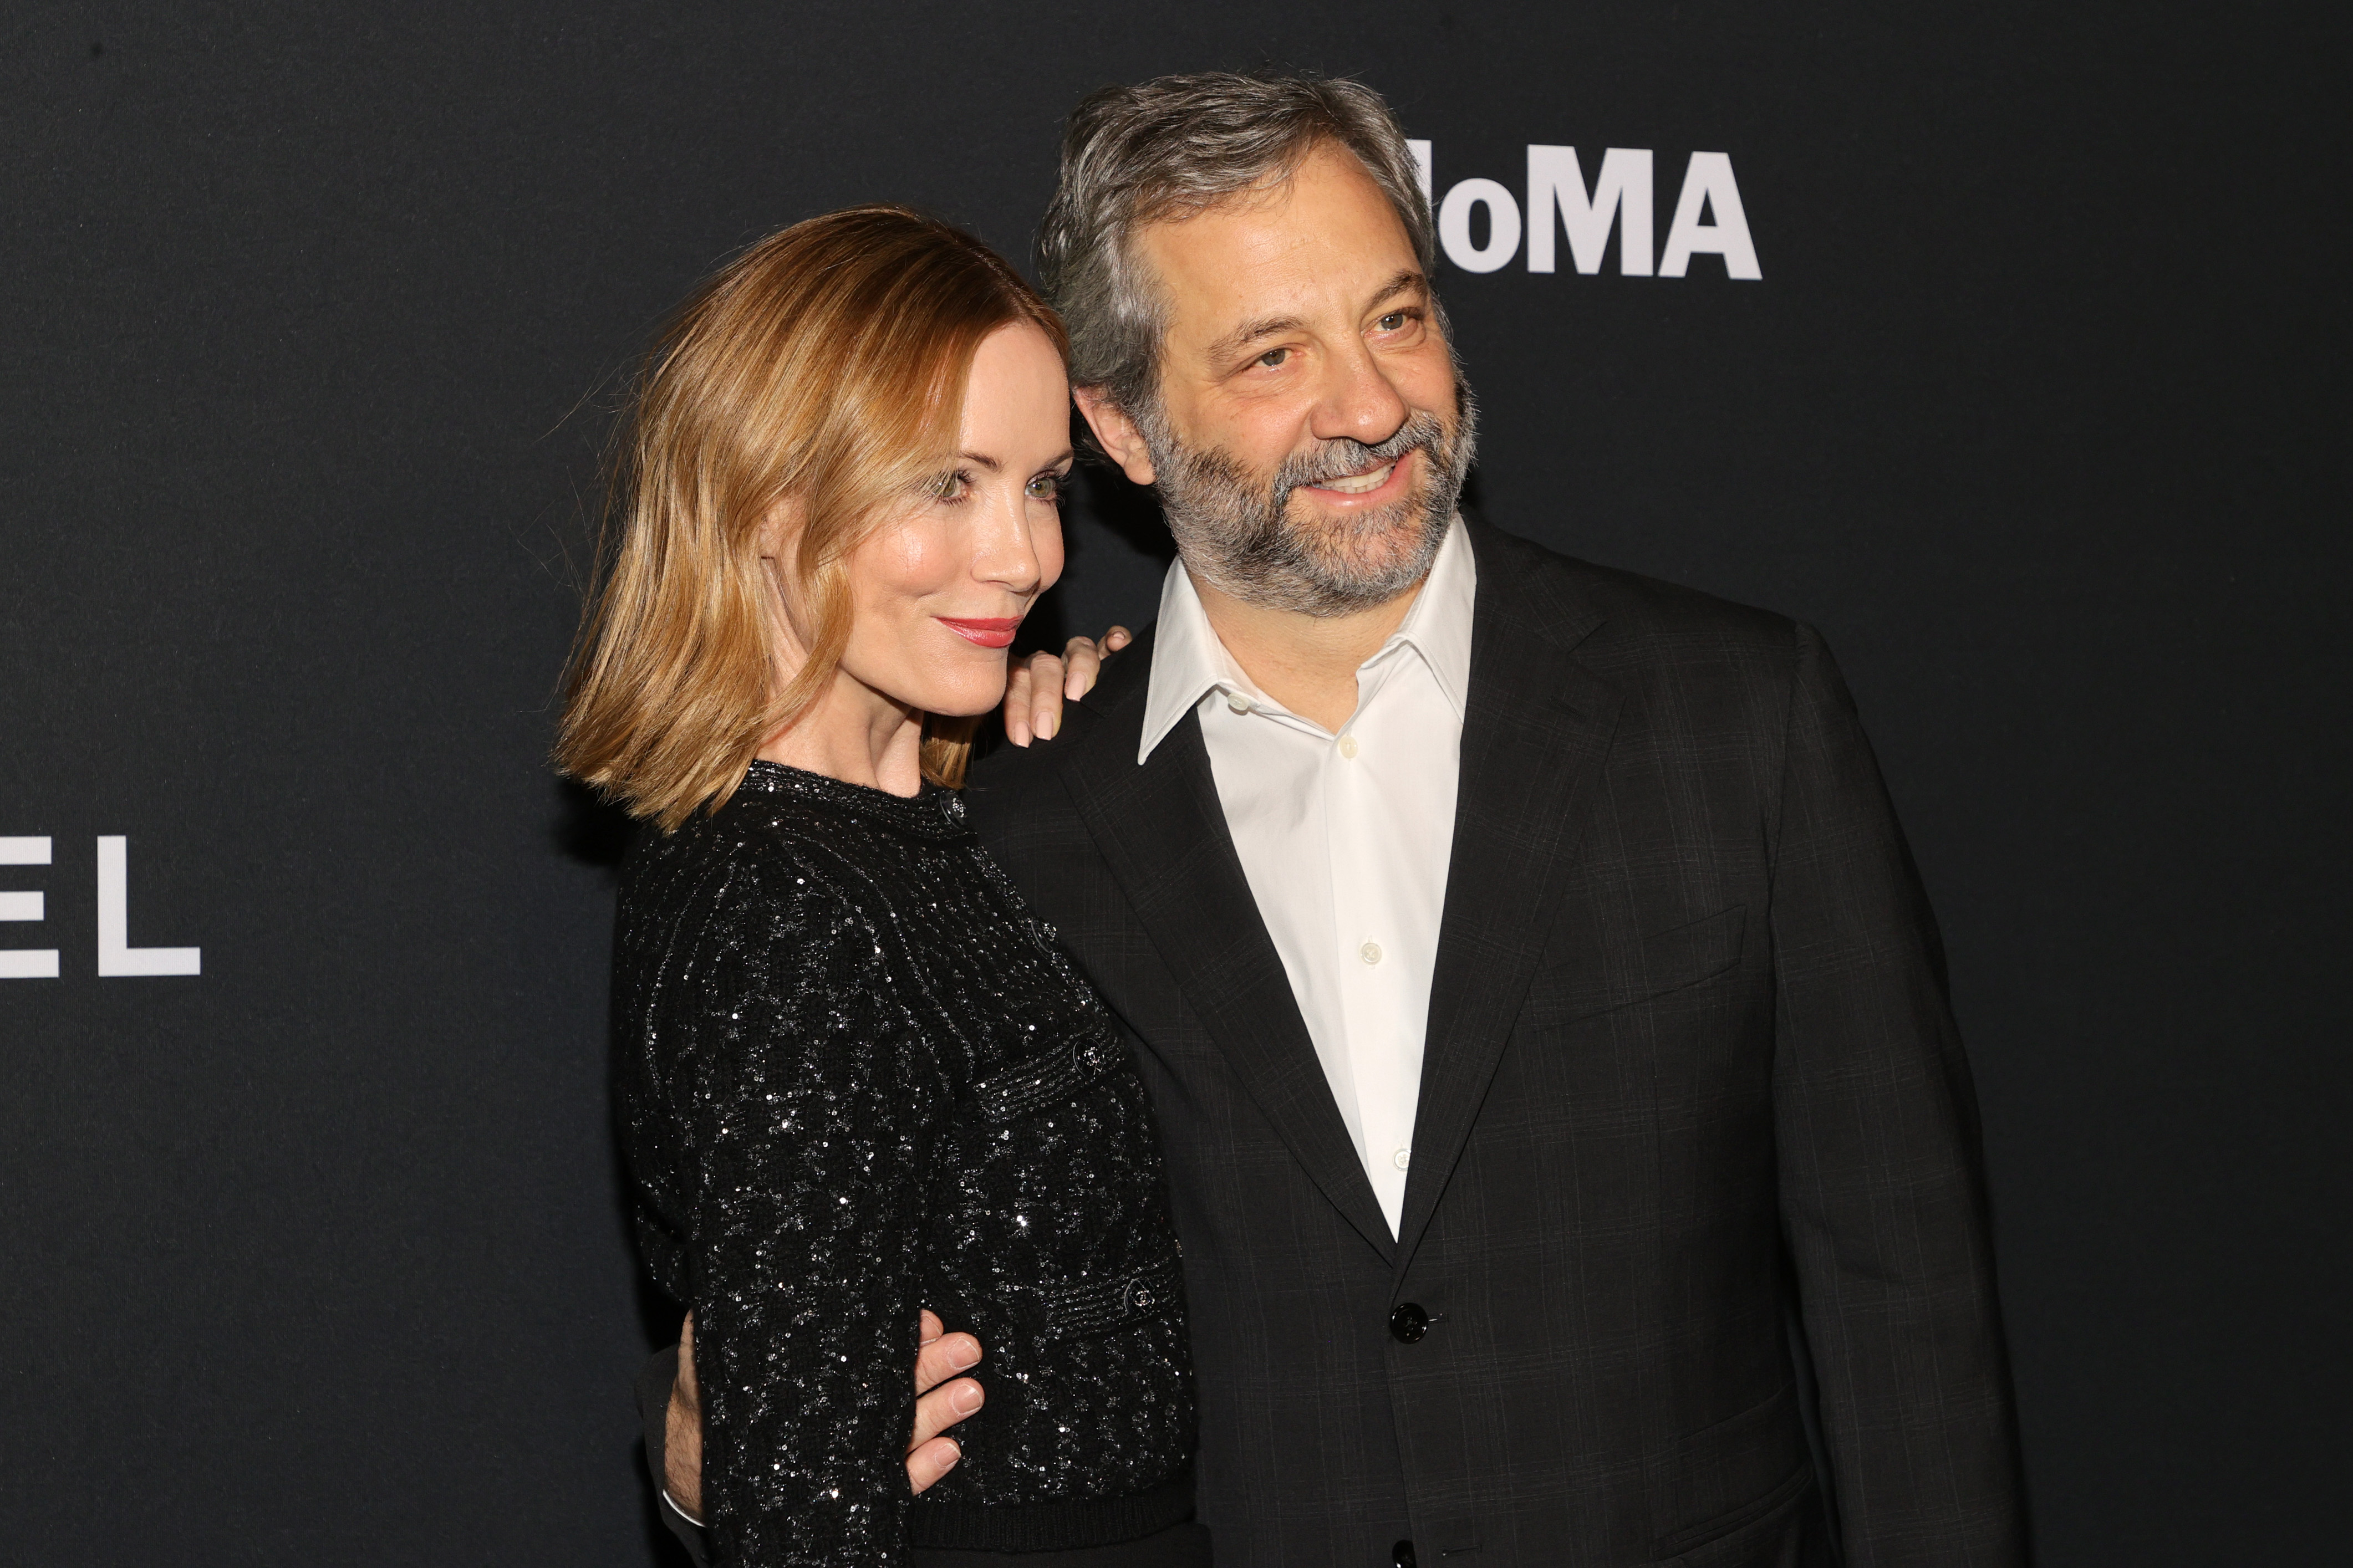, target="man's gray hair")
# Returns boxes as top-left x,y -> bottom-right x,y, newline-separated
1037,71 -> 1435,416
